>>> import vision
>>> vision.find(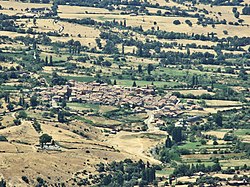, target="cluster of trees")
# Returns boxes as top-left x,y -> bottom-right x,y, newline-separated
0,14 -> 20,32
67,39 -> 81,54
157,146 -> 190,163
183,0 -> 243,5
173,162 -> 221,177
95,31 -> 249,69
173,90 -> 241,102
30,0 -> 50,3
0,70 -> 21,84
0,92 -> 39,113
211,108 -> 250,129
97,159 -> 157,187
155,127 -> 187,163
59,16 -> 250,68
32,120 -> 42,133
51,72 -> 67,86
